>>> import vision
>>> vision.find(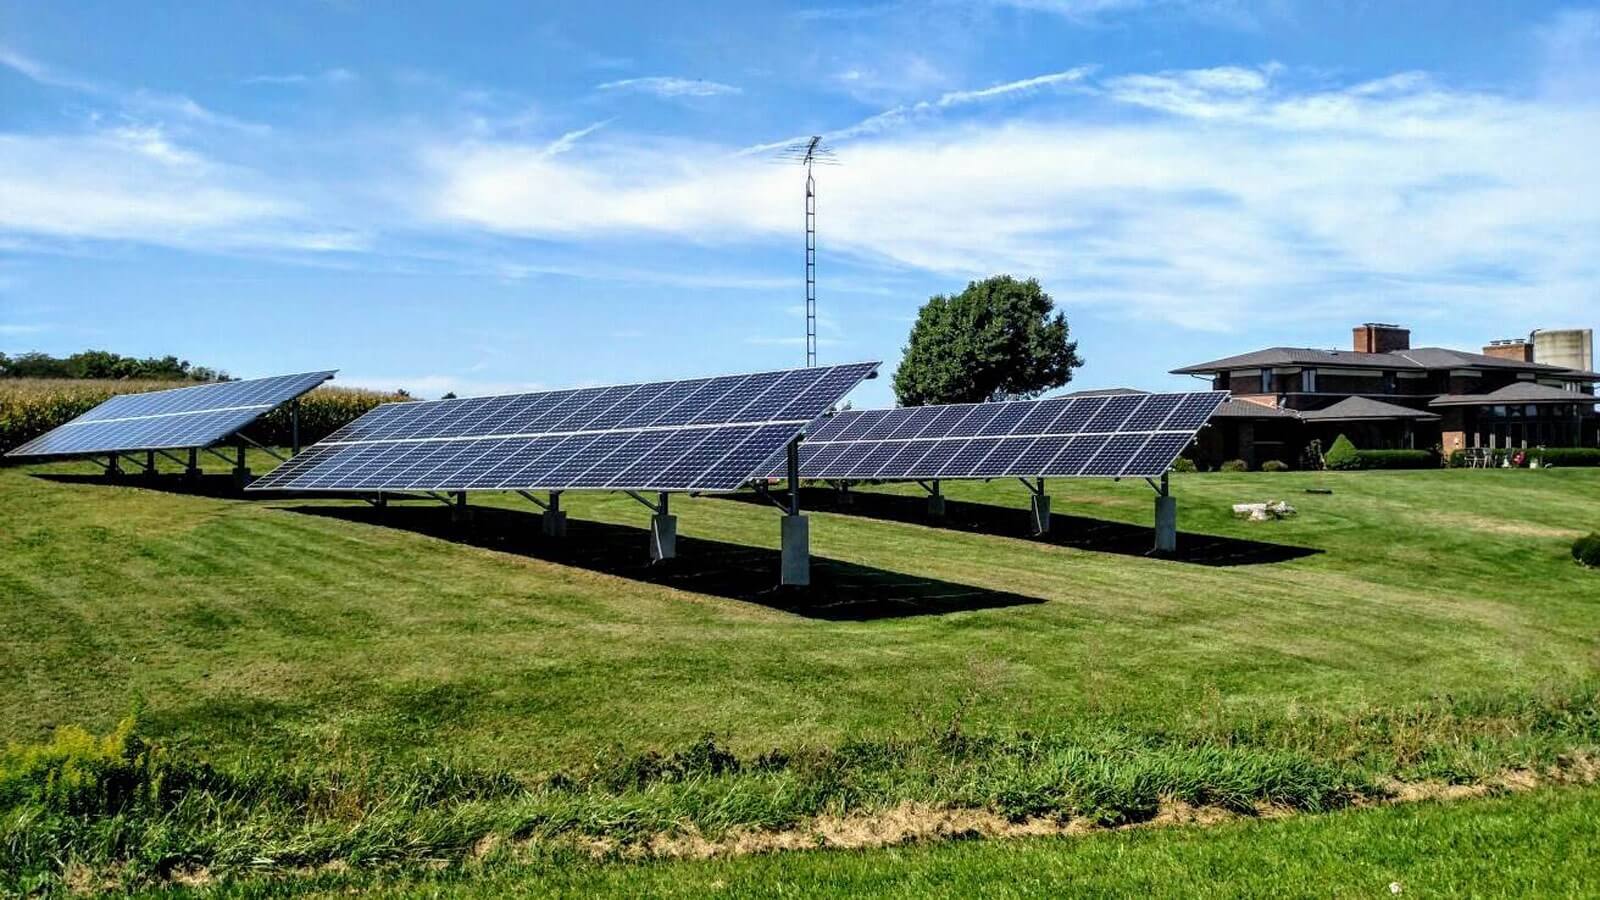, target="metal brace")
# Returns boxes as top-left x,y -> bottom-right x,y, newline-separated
915,479 -> 942,496
516,489 -> 560,512
1019,477 -> 1047,497
237,432 -> 288,463
1144,473 -> 1170,497
421,491 -> 457,508
623,490 -> 668,516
